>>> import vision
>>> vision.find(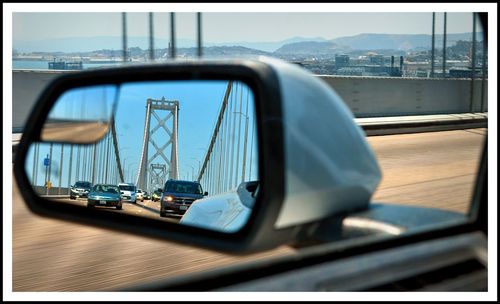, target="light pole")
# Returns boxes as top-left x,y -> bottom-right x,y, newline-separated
121,156 -> 133,182
234,111 -> 249,184
187,165 -> 195,181
118,146 -> 130,182
197,147 -> 208,175
191,157 -> 201,180
127,162 -> 137,184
